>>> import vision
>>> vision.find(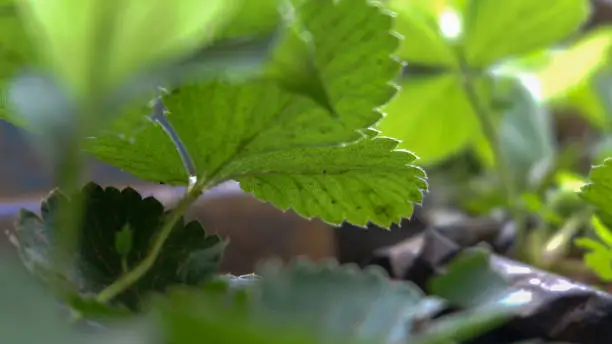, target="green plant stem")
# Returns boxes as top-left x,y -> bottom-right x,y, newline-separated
95,182 -> 205,304
456,53 -> 526,260
53,141 -> 84,272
